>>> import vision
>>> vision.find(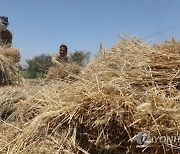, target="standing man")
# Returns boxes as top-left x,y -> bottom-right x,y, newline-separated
52,44 -> 69,65
0,16 -> 12,48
